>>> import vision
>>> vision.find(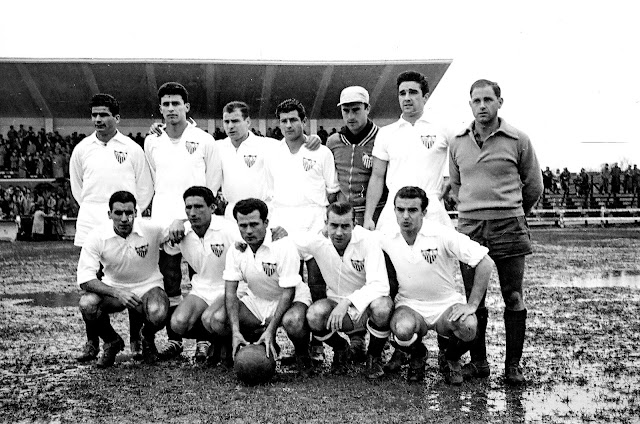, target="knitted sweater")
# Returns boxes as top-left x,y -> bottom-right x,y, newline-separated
449,119 -> 543,220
